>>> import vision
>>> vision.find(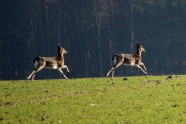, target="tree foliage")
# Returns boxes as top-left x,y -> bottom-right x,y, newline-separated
0,0 -> 186,79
